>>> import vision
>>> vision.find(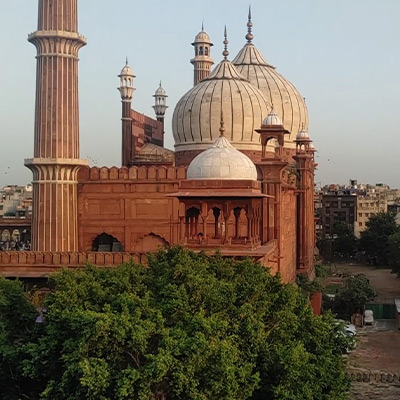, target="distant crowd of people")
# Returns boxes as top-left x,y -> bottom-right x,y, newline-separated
0,240 -> 31,251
